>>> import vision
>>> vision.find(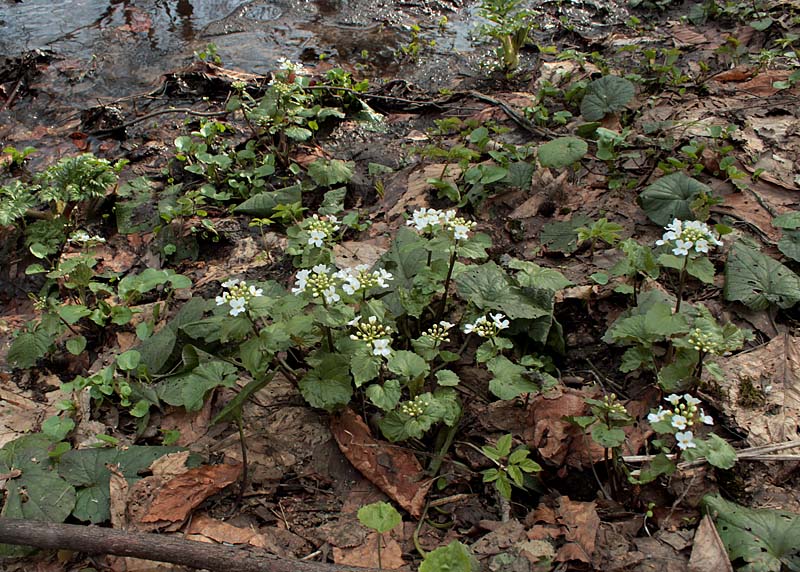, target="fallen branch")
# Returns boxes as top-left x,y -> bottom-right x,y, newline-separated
623,439 -> 800,474
0,519 -> 382,572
